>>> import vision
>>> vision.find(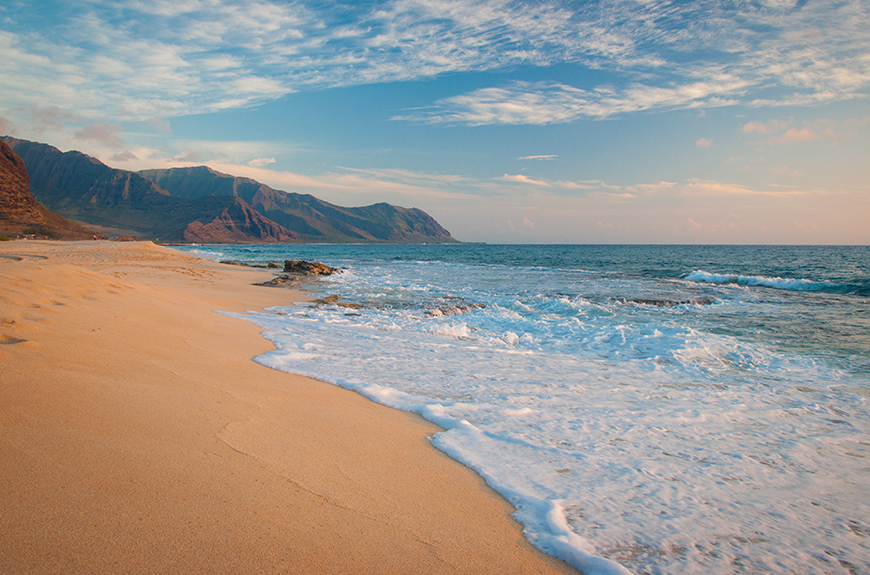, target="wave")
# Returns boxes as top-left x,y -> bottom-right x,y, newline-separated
684,270 -> 850,293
